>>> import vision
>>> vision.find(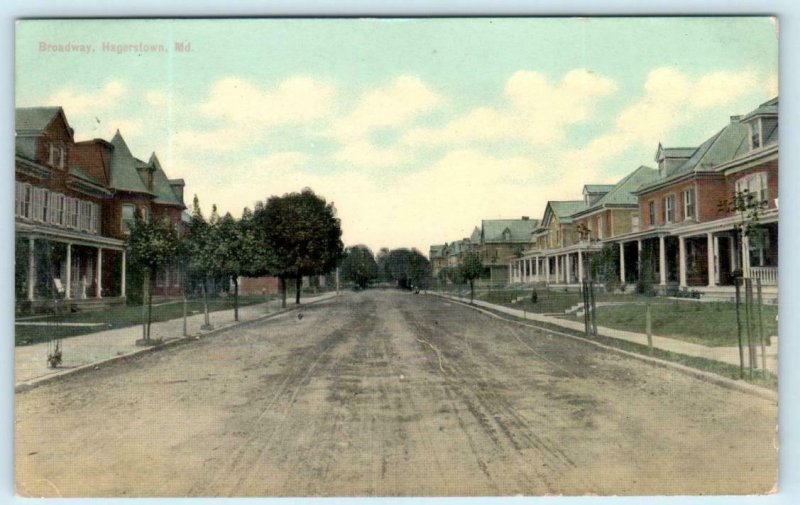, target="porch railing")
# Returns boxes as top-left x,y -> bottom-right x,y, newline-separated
750,266 -> 778,286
